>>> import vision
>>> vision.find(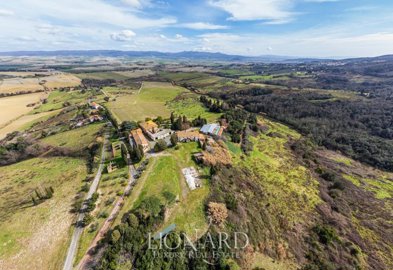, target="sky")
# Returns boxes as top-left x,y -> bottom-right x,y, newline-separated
0,0 -> 393,57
